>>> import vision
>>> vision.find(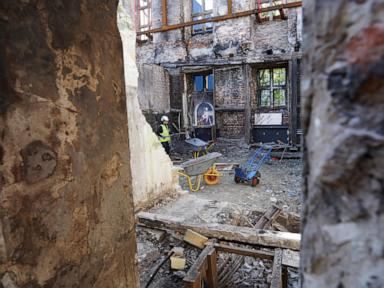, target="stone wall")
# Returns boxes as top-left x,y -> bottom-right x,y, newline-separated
302,0 -> 384,286
0,1 -> 138,287
118,2 -> 181,210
